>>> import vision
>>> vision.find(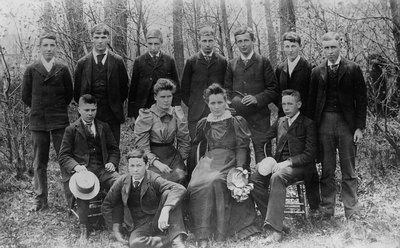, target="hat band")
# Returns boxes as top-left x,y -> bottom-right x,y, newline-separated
76,183 -> 95,194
